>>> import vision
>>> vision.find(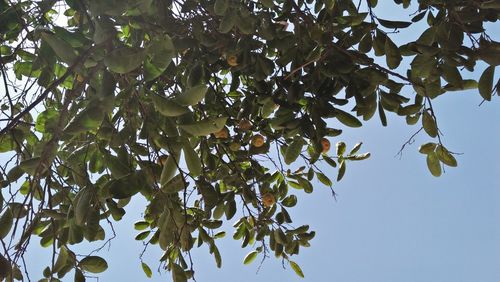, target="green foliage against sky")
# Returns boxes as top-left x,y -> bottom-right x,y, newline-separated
0,0 -> 498,281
